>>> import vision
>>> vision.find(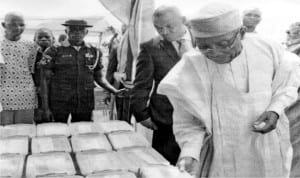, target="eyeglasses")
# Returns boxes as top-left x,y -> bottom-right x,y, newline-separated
196,31 -> 240,52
